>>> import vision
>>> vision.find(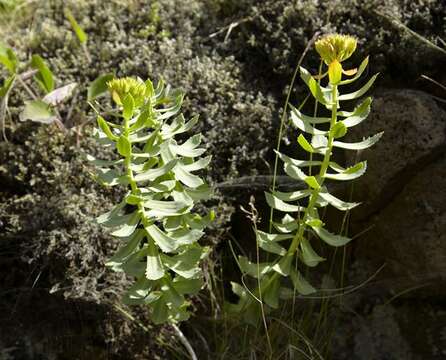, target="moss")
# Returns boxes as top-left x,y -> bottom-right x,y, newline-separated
1,0 -> 445,356
0,124 -> 169,358
207,0 -> 446,86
